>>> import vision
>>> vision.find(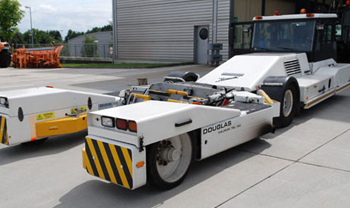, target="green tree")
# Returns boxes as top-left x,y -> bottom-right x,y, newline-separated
81,34 -> 98,57
101,23 -> 112,32
10,30 -> 23,46
86,23 -> 112,34
0,0 -> 24,41
65,29 -> 84,42
48,30 -> 62,42
22,29 -> 63,46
